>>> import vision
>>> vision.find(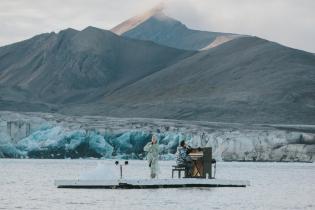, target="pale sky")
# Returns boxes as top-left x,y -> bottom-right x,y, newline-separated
0,0 -> 314,52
